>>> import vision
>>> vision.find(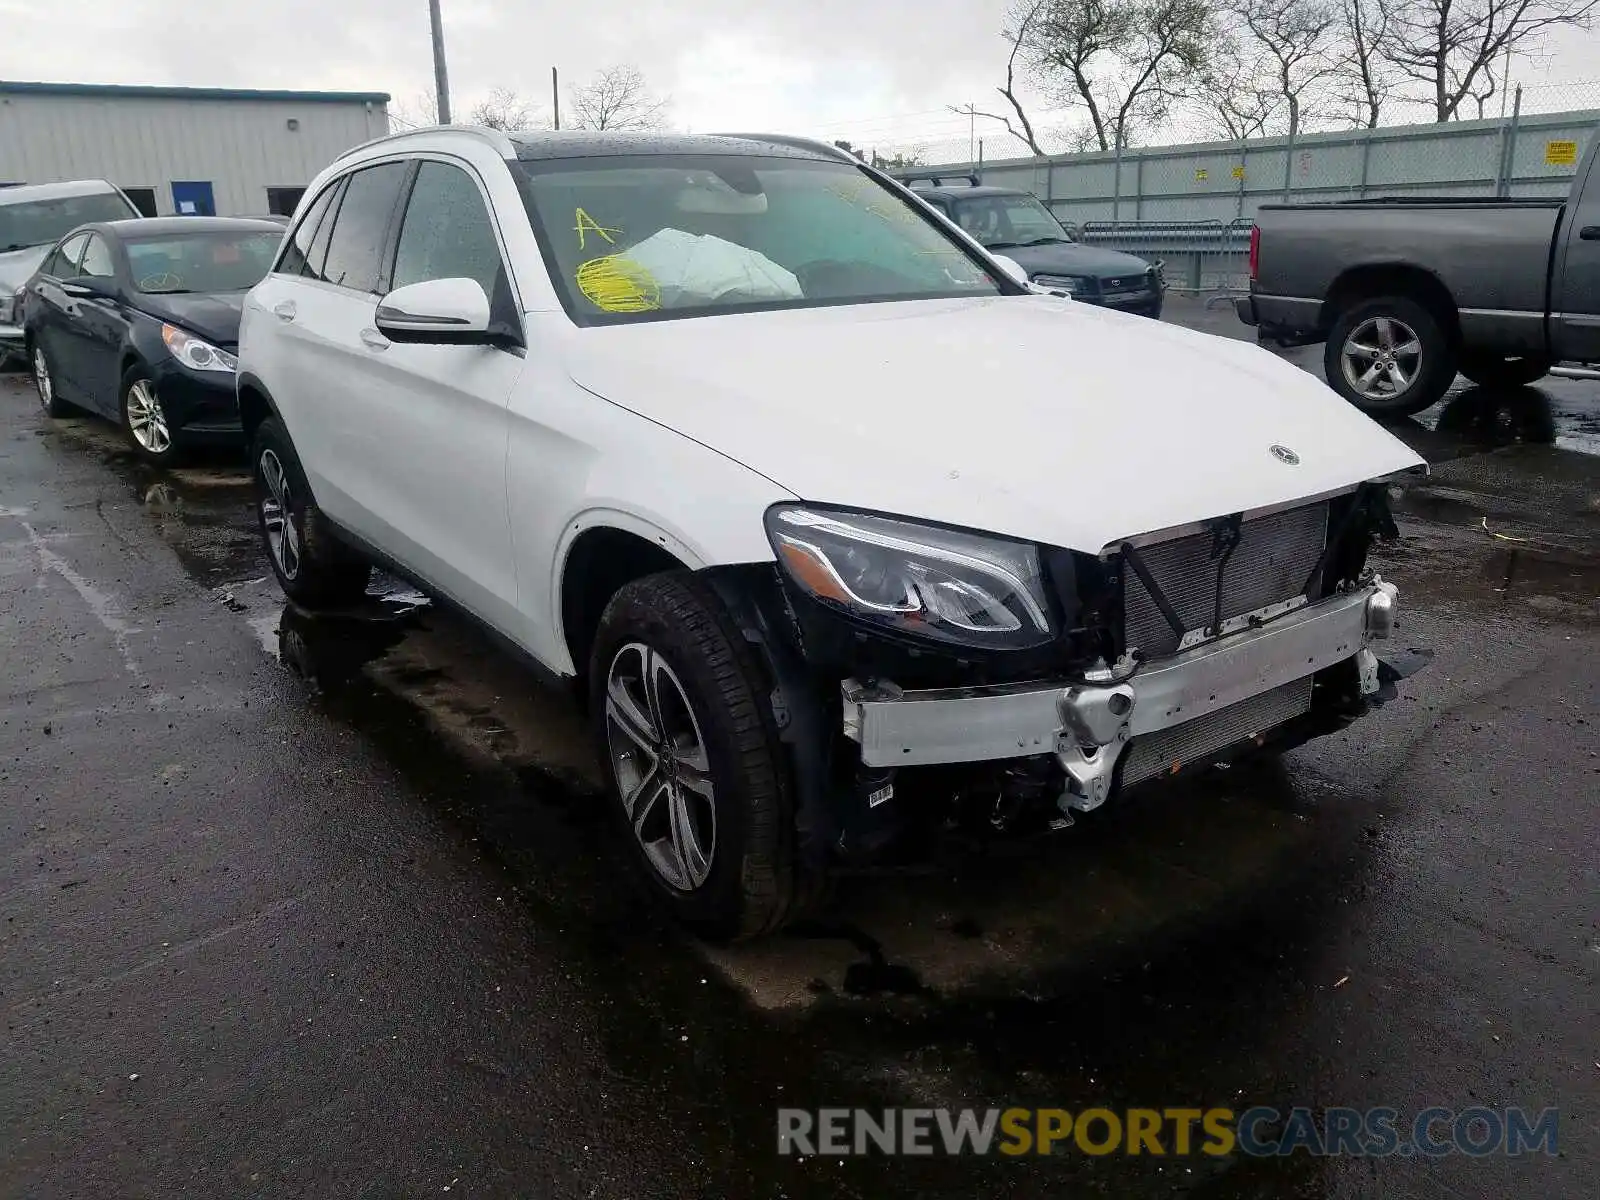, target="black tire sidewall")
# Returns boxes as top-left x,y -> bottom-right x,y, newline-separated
1324,296 -> 1453,417
119,365 -> 180,464
588,573 -> 792,941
